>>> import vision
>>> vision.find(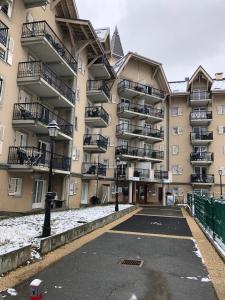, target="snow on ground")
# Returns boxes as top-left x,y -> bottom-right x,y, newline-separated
0,205 -> 132,255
